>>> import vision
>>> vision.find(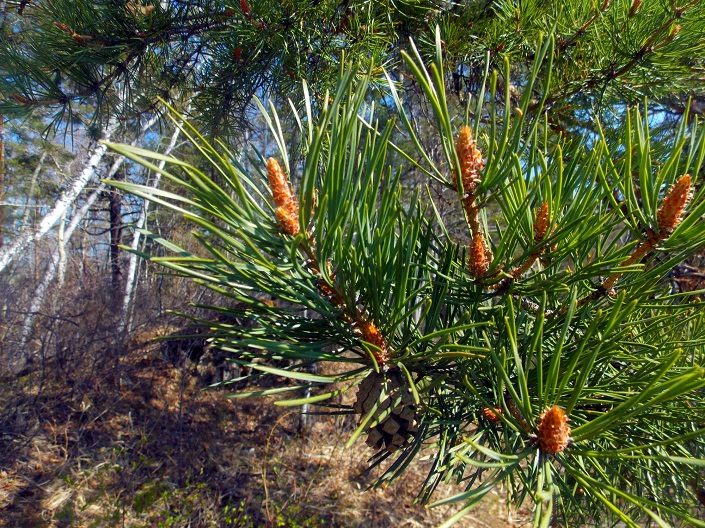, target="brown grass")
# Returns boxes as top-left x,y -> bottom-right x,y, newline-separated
0,329 -> 530,527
